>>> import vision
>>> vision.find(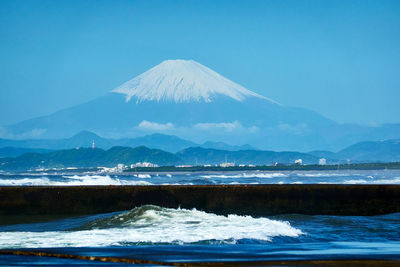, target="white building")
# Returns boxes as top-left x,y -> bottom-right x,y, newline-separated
116,164 -> 126,172
131,162 -> 159,168
319,158 -> 327,165
220,162 -> 235,167
176,165 -> 192,168
294,159 -> 303,165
